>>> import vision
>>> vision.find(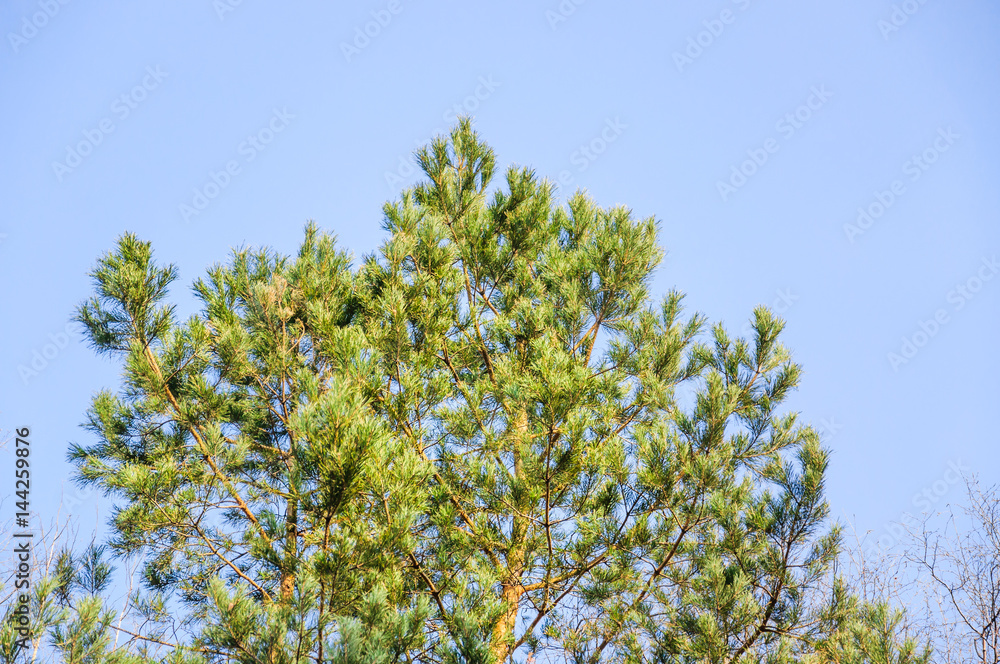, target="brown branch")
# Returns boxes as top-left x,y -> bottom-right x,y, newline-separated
142,345 -> 272,549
